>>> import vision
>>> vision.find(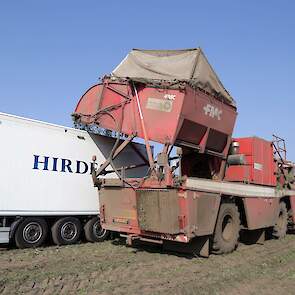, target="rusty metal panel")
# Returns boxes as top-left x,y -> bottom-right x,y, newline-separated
137,190 -> 180,234
186,191 -> 220,236
99,187 -> 139,233
243,198 -> 279,230
196,192 -> 221,235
